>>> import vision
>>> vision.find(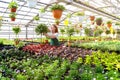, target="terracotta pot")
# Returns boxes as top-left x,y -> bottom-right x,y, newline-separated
11,8 -> 17,12
52,10 -> 63,19
107,23 -> 112,28
90,16 -> 95,21
11,18 -> 16,21
96,19 -> 102,26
